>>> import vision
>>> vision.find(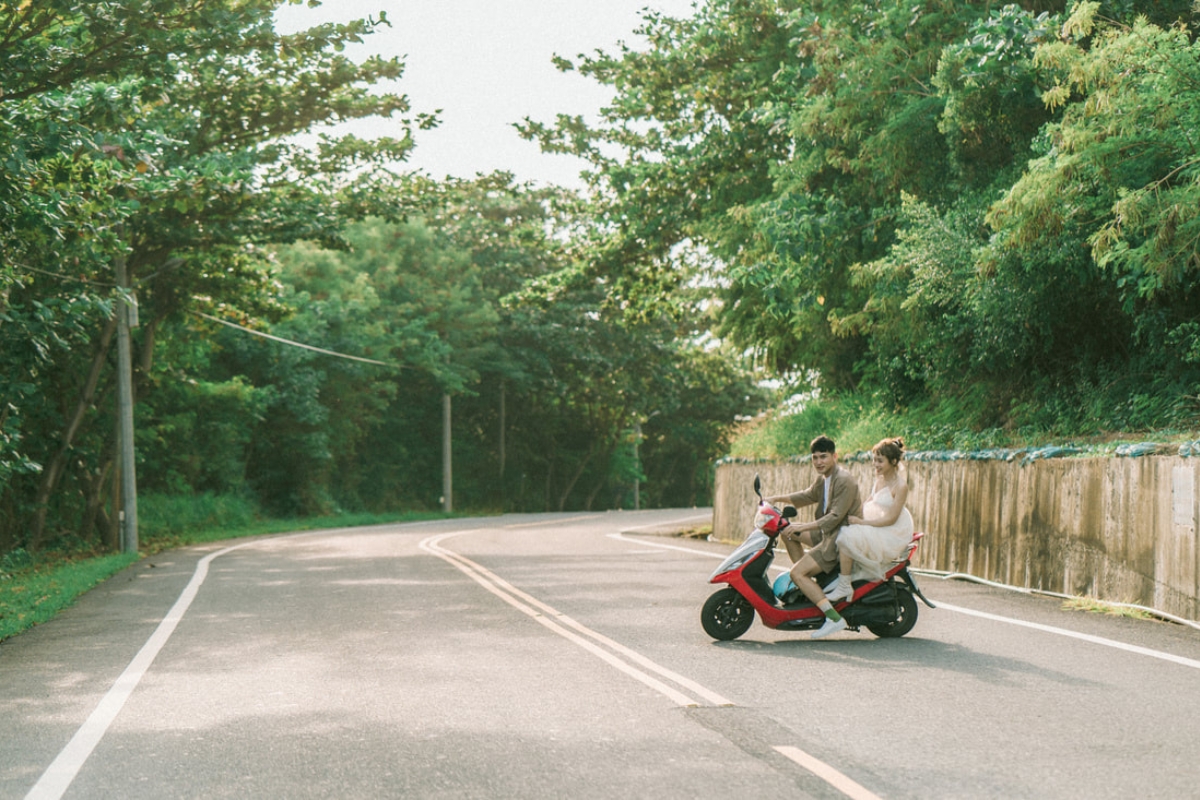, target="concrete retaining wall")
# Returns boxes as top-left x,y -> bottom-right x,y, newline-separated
713,454 -> 1200,622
